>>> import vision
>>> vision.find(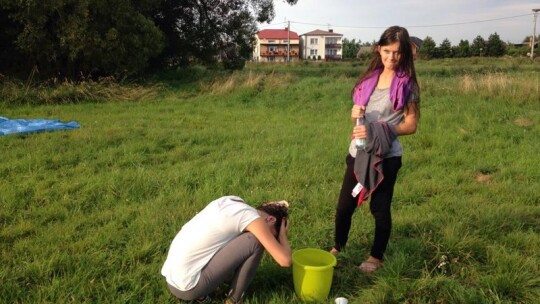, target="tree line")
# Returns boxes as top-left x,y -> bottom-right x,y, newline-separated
0,1 -> 534,80
342,33 -> 536,60
0,0 -> 297,79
